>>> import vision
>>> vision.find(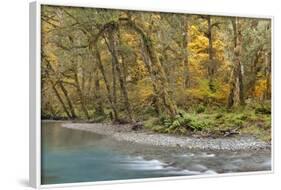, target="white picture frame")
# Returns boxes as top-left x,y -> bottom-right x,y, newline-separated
29,0 -> 274,188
